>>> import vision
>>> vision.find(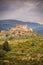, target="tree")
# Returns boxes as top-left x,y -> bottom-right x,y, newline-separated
2,41 -> 11,51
